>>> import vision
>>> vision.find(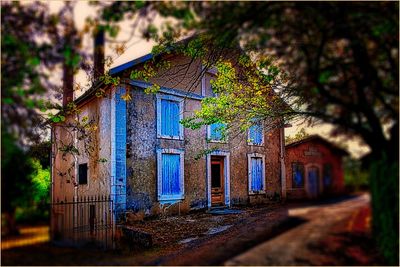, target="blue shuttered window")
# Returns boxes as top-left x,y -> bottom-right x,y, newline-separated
250,157 -> 264,192
161,154 -> 181,196
209,122 -> 225,141
161,99 -> 180,137
157,149 -> 184,201
248,123 -> 263,145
